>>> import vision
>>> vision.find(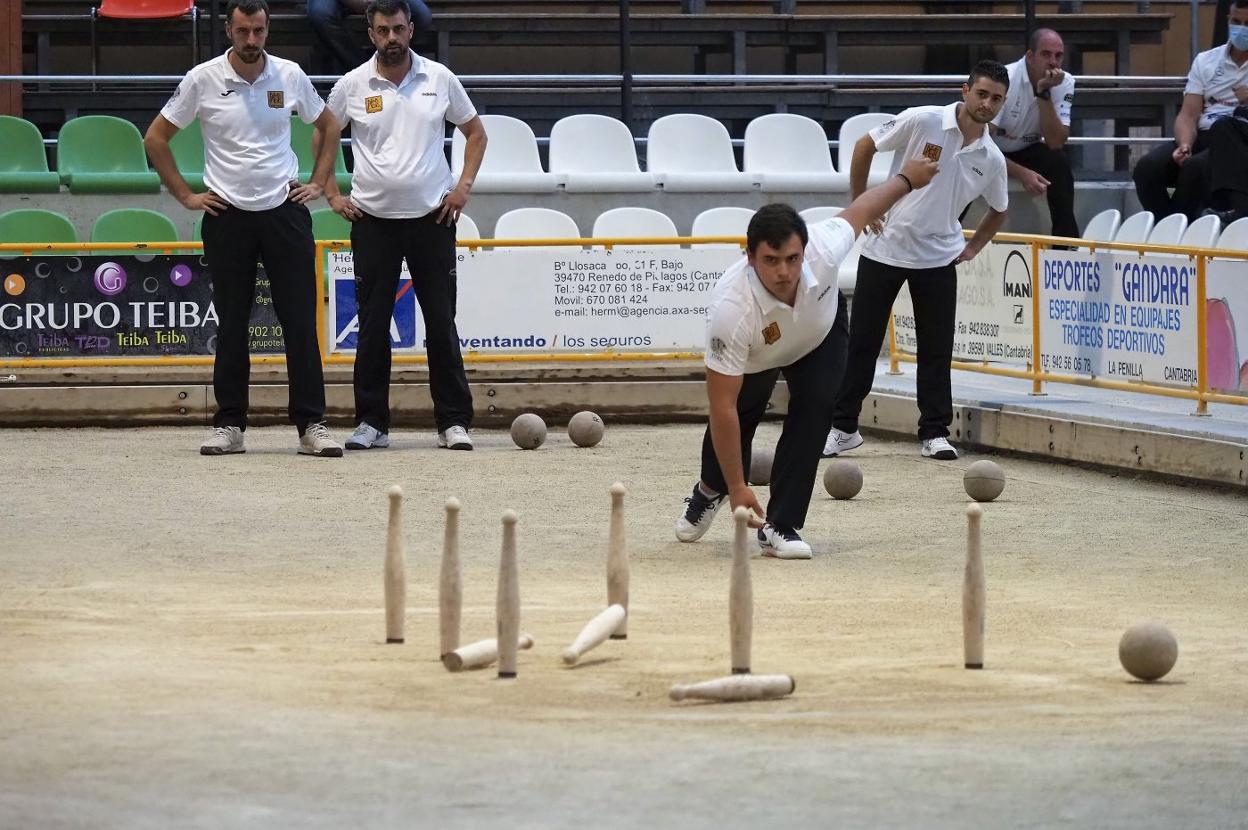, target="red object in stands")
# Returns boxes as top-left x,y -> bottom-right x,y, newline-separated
97,0 -> 195,19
